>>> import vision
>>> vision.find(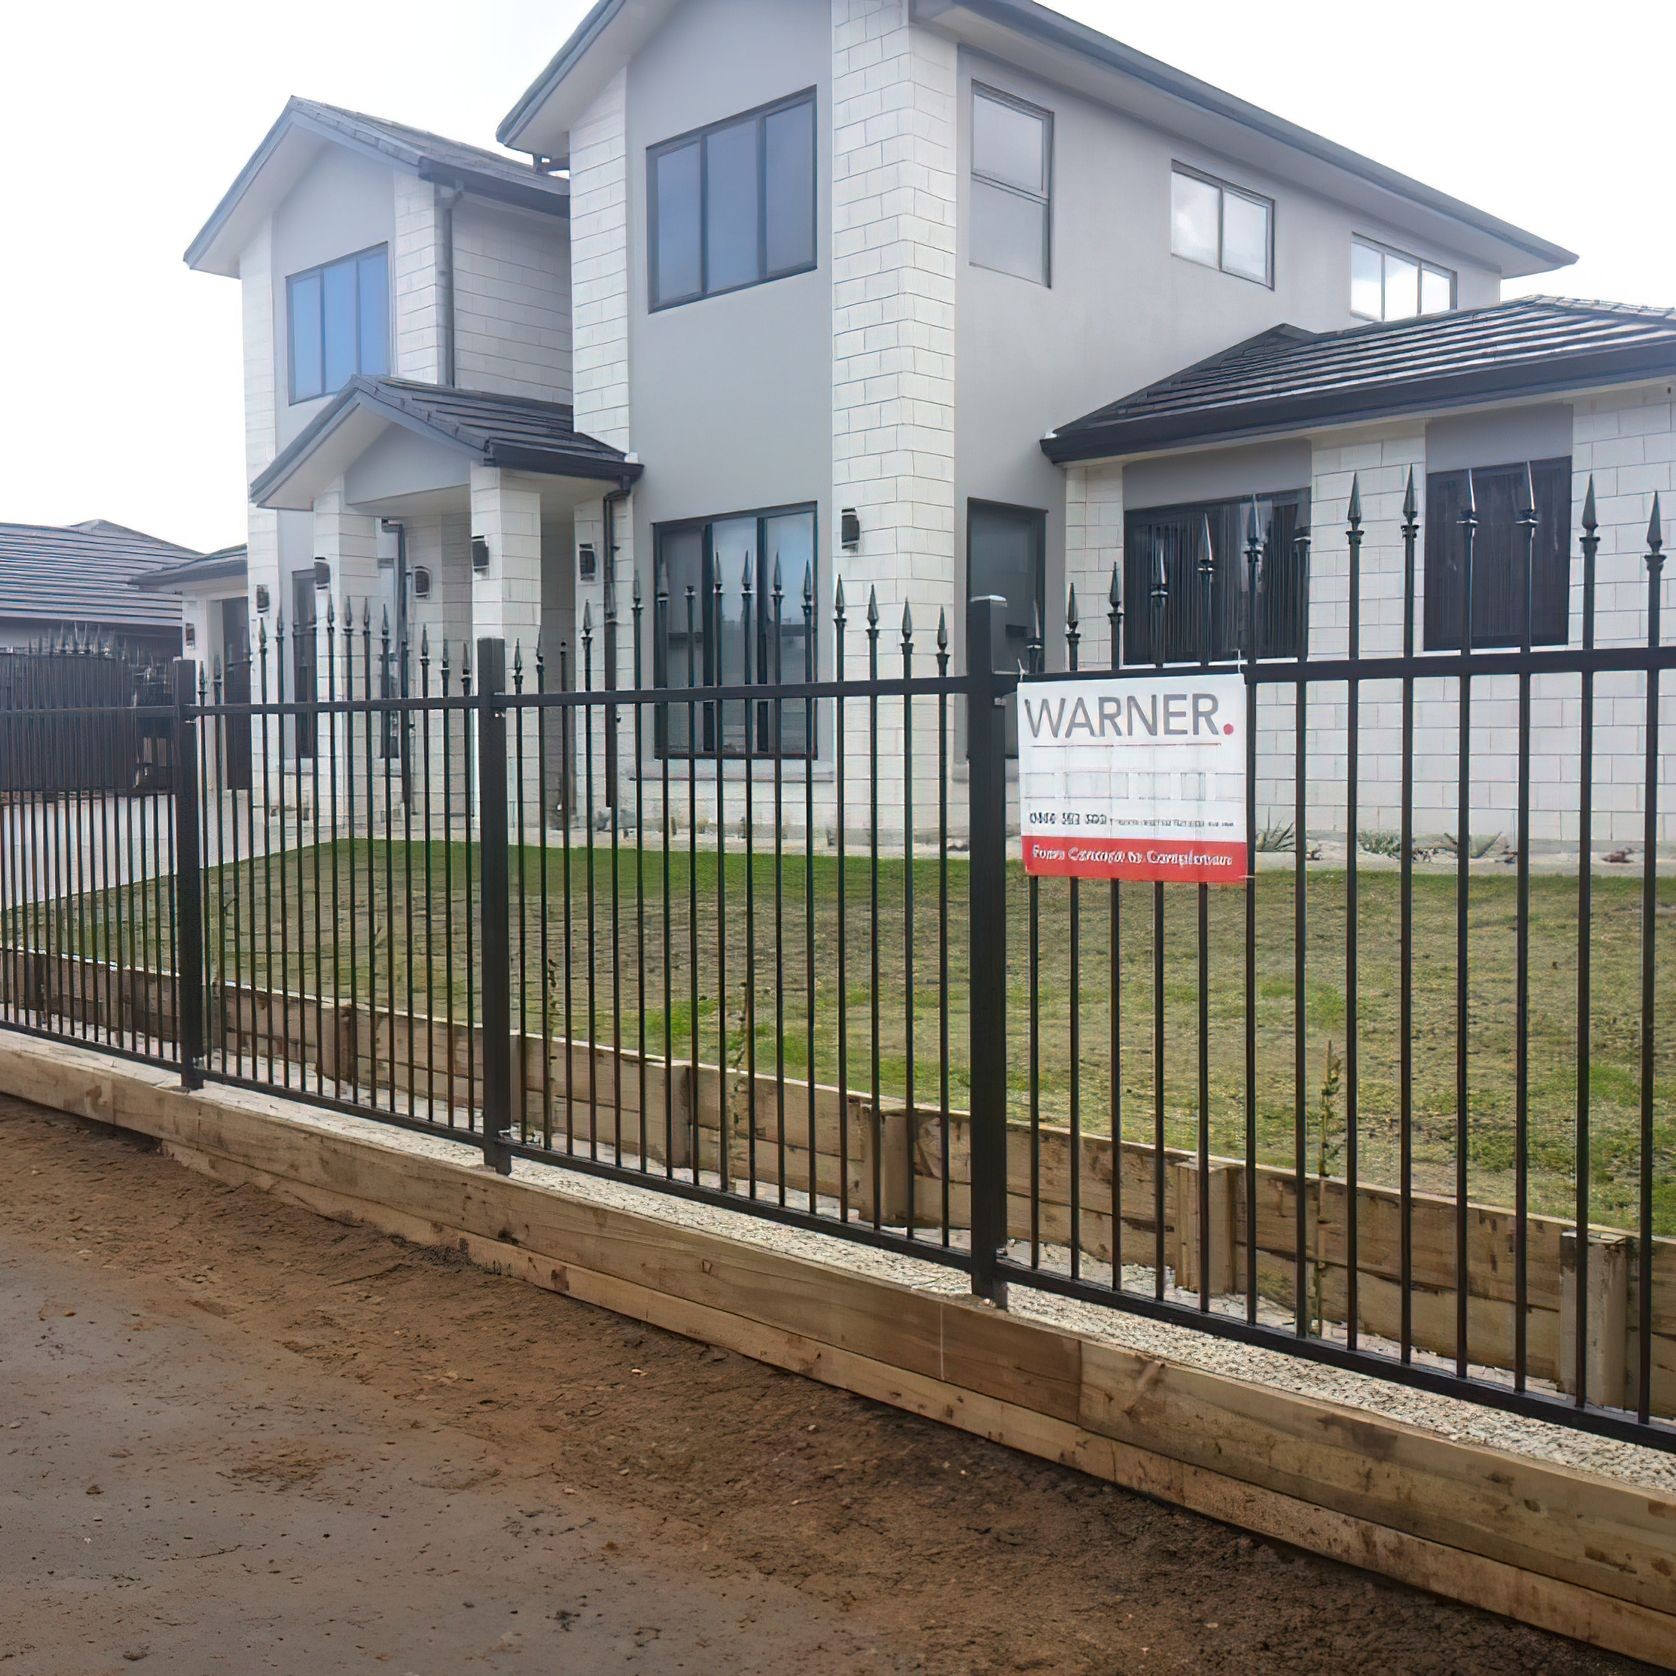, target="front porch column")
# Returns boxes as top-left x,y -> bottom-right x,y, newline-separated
312,489 -> 383,831
469,465 -> 544,826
